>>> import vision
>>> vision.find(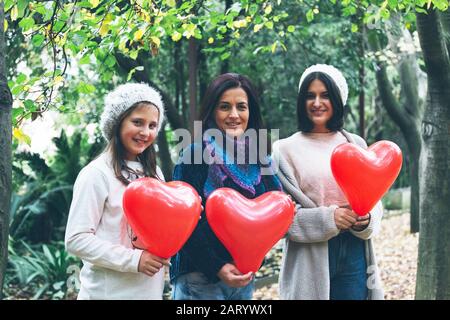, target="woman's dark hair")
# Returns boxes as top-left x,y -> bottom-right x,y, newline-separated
198,73 -> 271,158
107,102 -> 158,186
297,72 -> 345,132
